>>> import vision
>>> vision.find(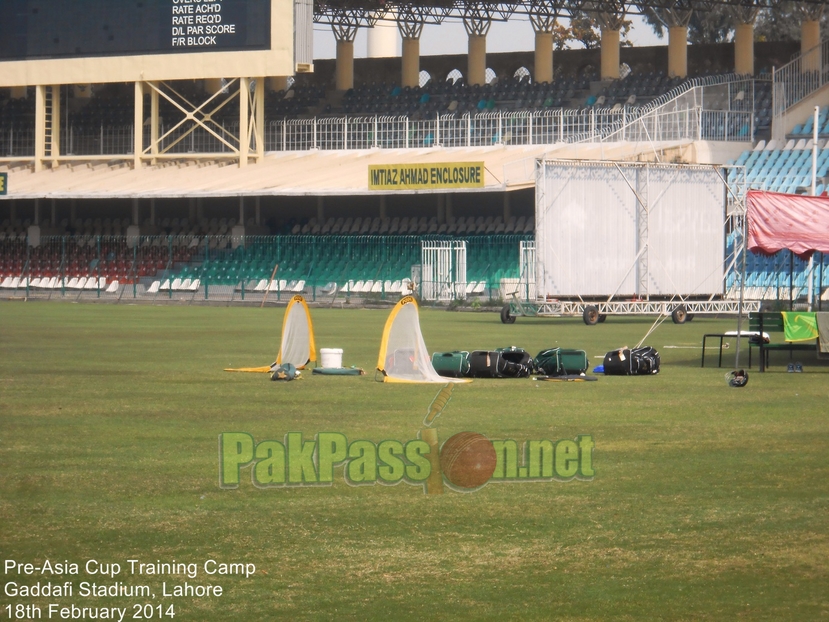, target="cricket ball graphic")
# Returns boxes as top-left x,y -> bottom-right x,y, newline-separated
439,431 -> 498,490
